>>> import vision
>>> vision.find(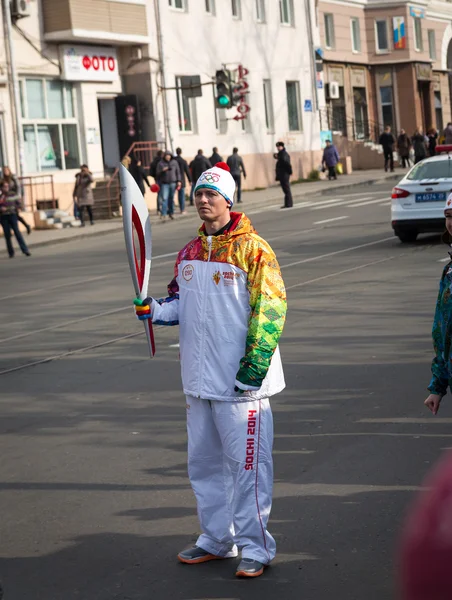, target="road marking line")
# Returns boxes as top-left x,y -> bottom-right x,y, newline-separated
346,198 -> 391,207
285,256 -> 399,290
280,236 -> 395,270
379,201 -> 391,206
313,216 -> 349,225
0,274 -> 111,302
438,257 -> 450,262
